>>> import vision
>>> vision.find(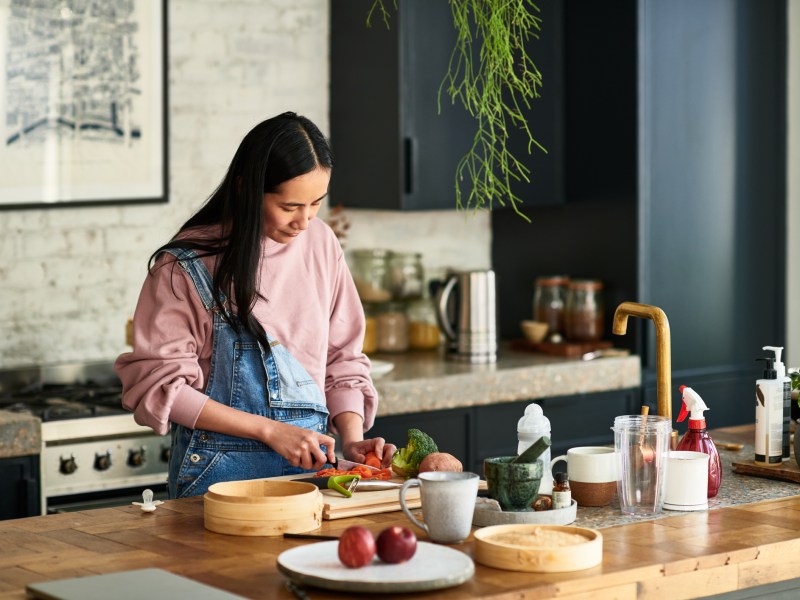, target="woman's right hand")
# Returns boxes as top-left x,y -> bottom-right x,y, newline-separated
194,398 -> 336,471
263,419 -> 336,471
